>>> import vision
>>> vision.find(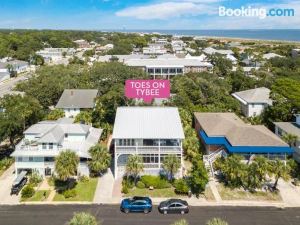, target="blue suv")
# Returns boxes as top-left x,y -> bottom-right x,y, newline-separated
120,196 -> 152,214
